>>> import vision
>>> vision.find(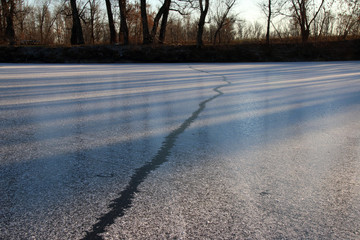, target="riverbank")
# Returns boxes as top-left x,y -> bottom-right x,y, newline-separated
0,40 -> 359,63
